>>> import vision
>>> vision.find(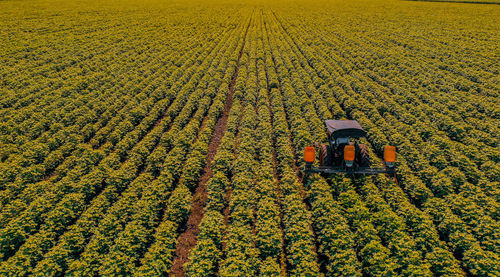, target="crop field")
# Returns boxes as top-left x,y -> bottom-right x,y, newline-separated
0,0 -> 499,276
